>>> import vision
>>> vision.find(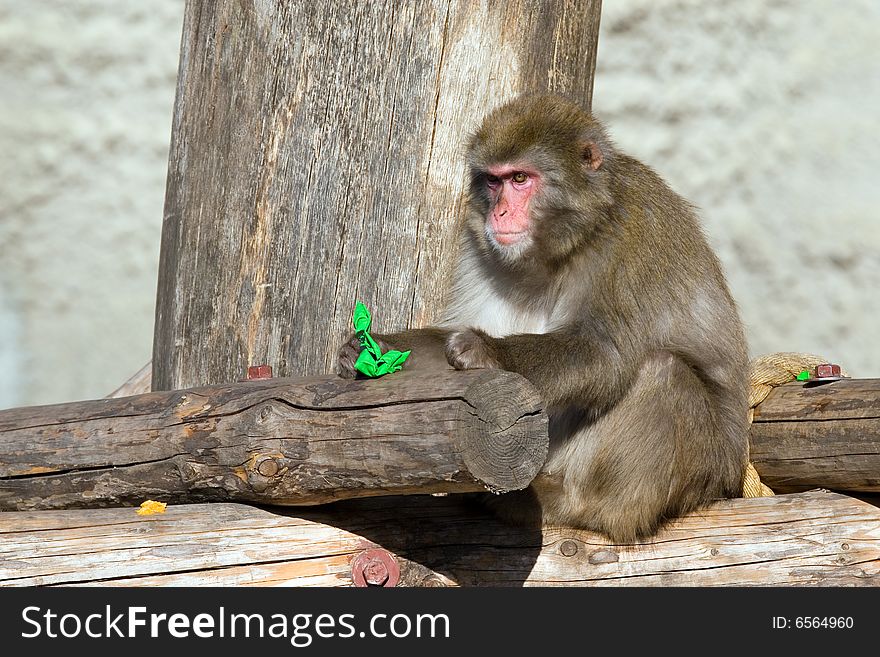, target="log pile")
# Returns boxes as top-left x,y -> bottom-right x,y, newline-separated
1,374 -> 879,586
